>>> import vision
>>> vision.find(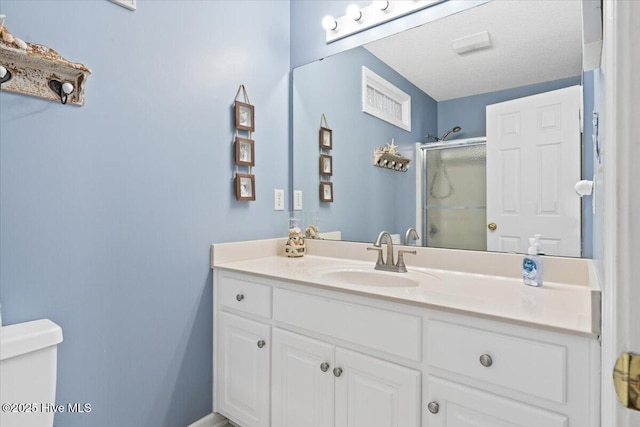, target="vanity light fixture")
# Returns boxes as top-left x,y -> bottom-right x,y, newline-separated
346,5 -> 363,22
323,0 -> 444,43
373,1 -> 391,12
451,31 -> 493,55
322,15 -> 338,31
0,65 -> 12,85
48,79 -> 74,104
